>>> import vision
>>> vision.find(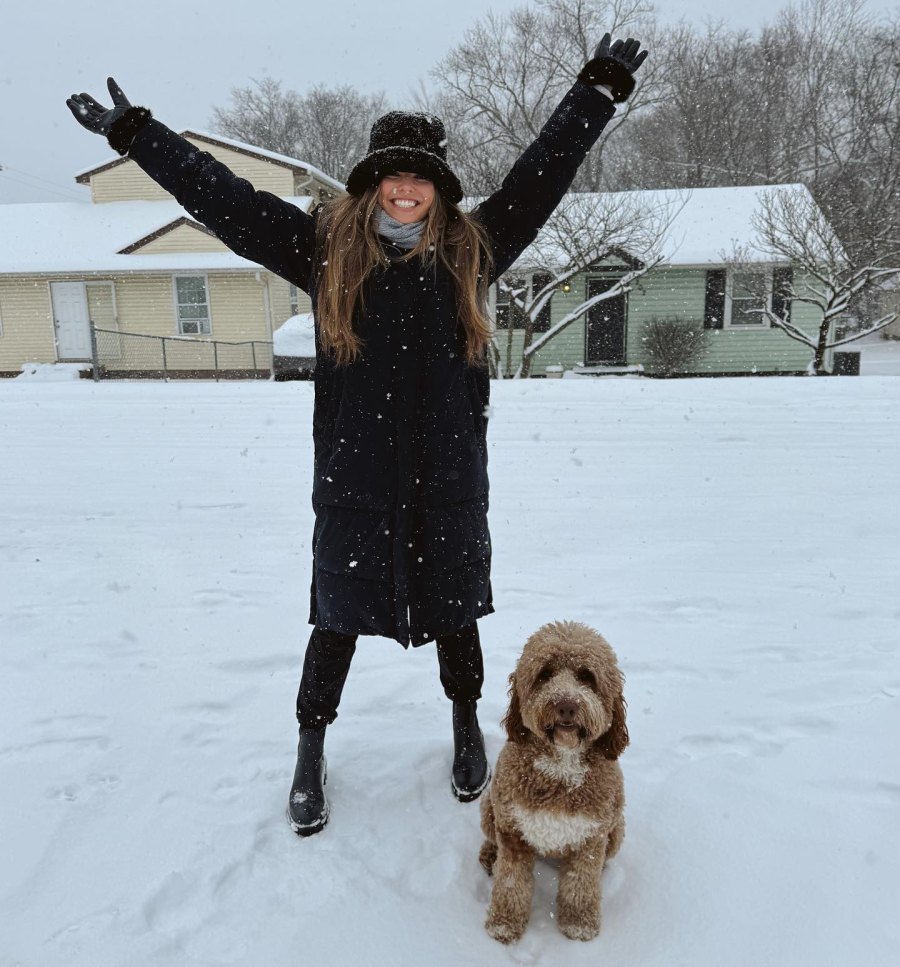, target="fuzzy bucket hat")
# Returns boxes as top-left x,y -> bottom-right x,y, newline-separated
345,110 -> 463,205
